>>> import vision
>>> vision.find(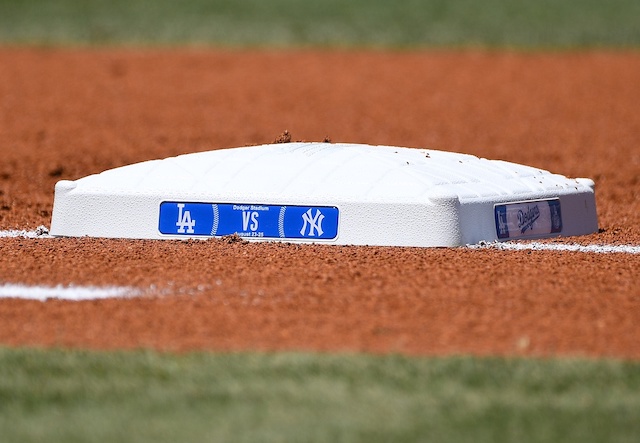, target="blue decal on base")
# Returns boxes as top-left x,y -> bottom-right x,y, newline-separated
158,202 -> 214,236
159,202 -> 339,240
495,205 -> 510,239
494,199 -> 562,240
